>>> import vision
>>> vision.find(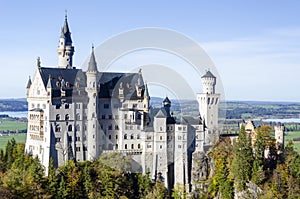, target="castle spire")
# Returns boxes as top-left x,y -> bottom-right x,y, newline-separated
26,76 -> 32,89
144,83 -> 149,98
87,45 -> 98,72
47,75 -> 52,89
57,14 -> 74,69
